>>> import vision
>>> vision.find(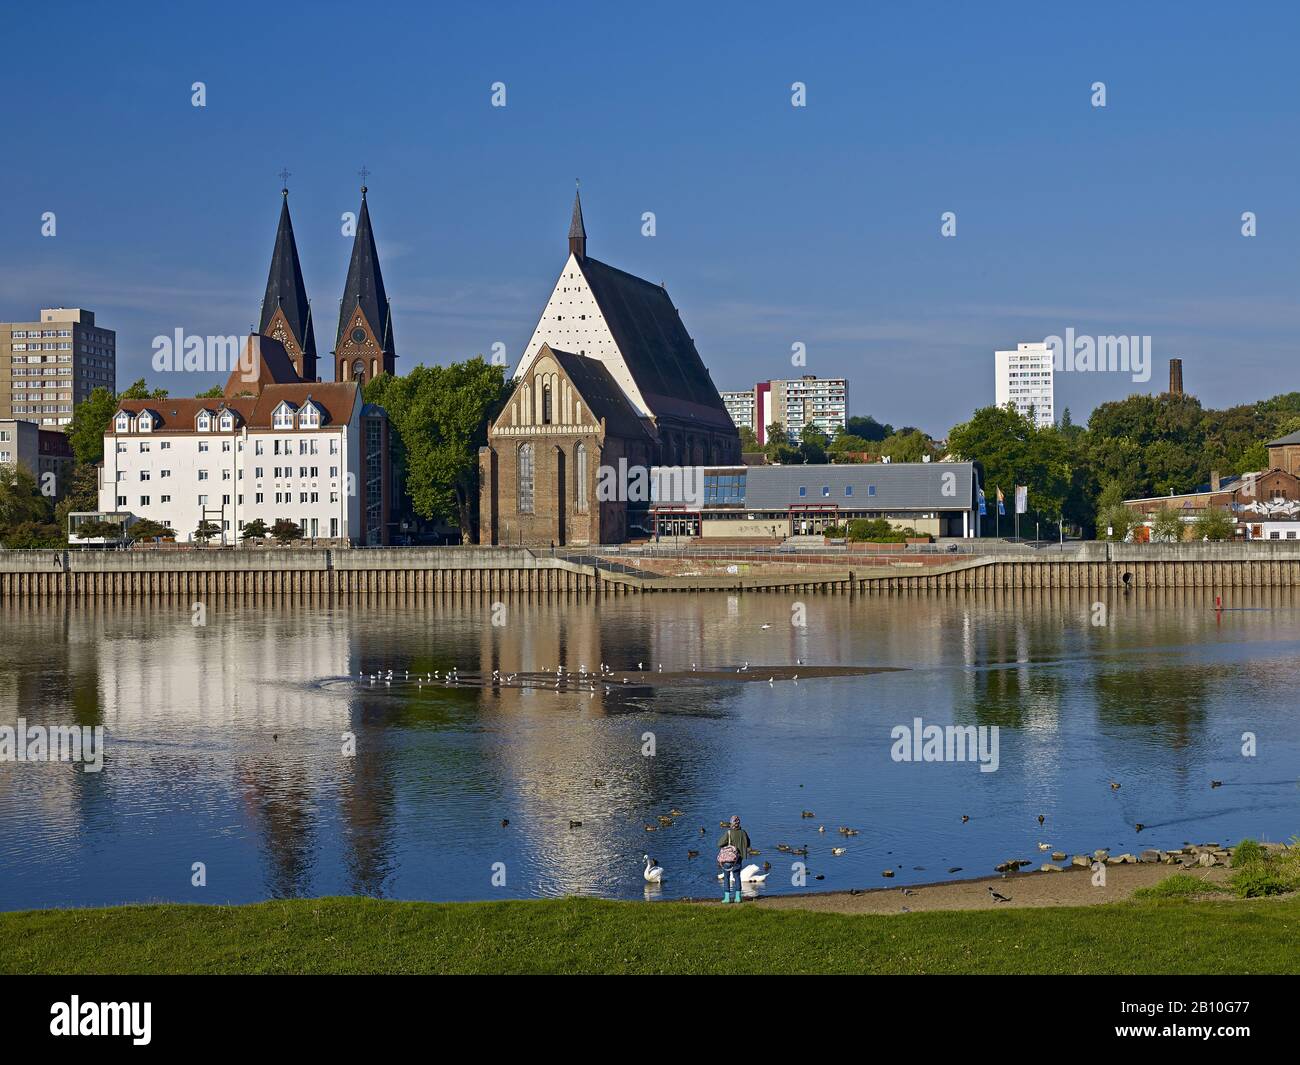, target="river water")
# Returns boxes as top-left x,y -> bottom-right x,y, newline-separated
1,589 -> 1297,910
